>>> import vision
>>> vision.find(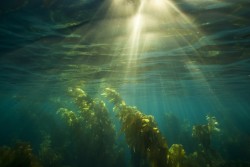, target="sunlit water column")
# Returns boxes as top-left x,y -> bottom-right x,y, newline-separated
106,0 -> 221,114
